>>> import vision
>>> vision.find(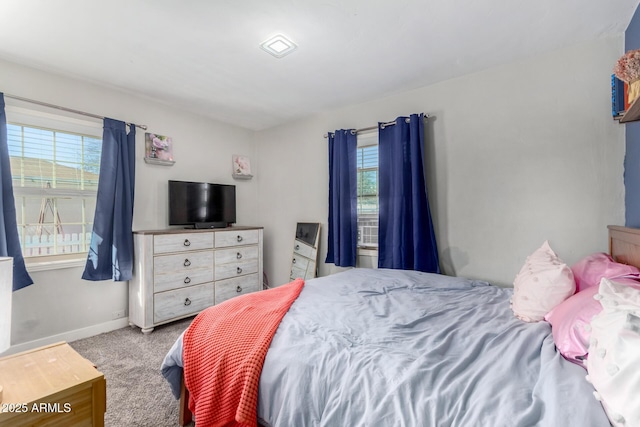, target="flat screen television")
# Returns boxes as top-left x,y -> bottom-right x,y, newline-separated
168,180 -> 236,228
